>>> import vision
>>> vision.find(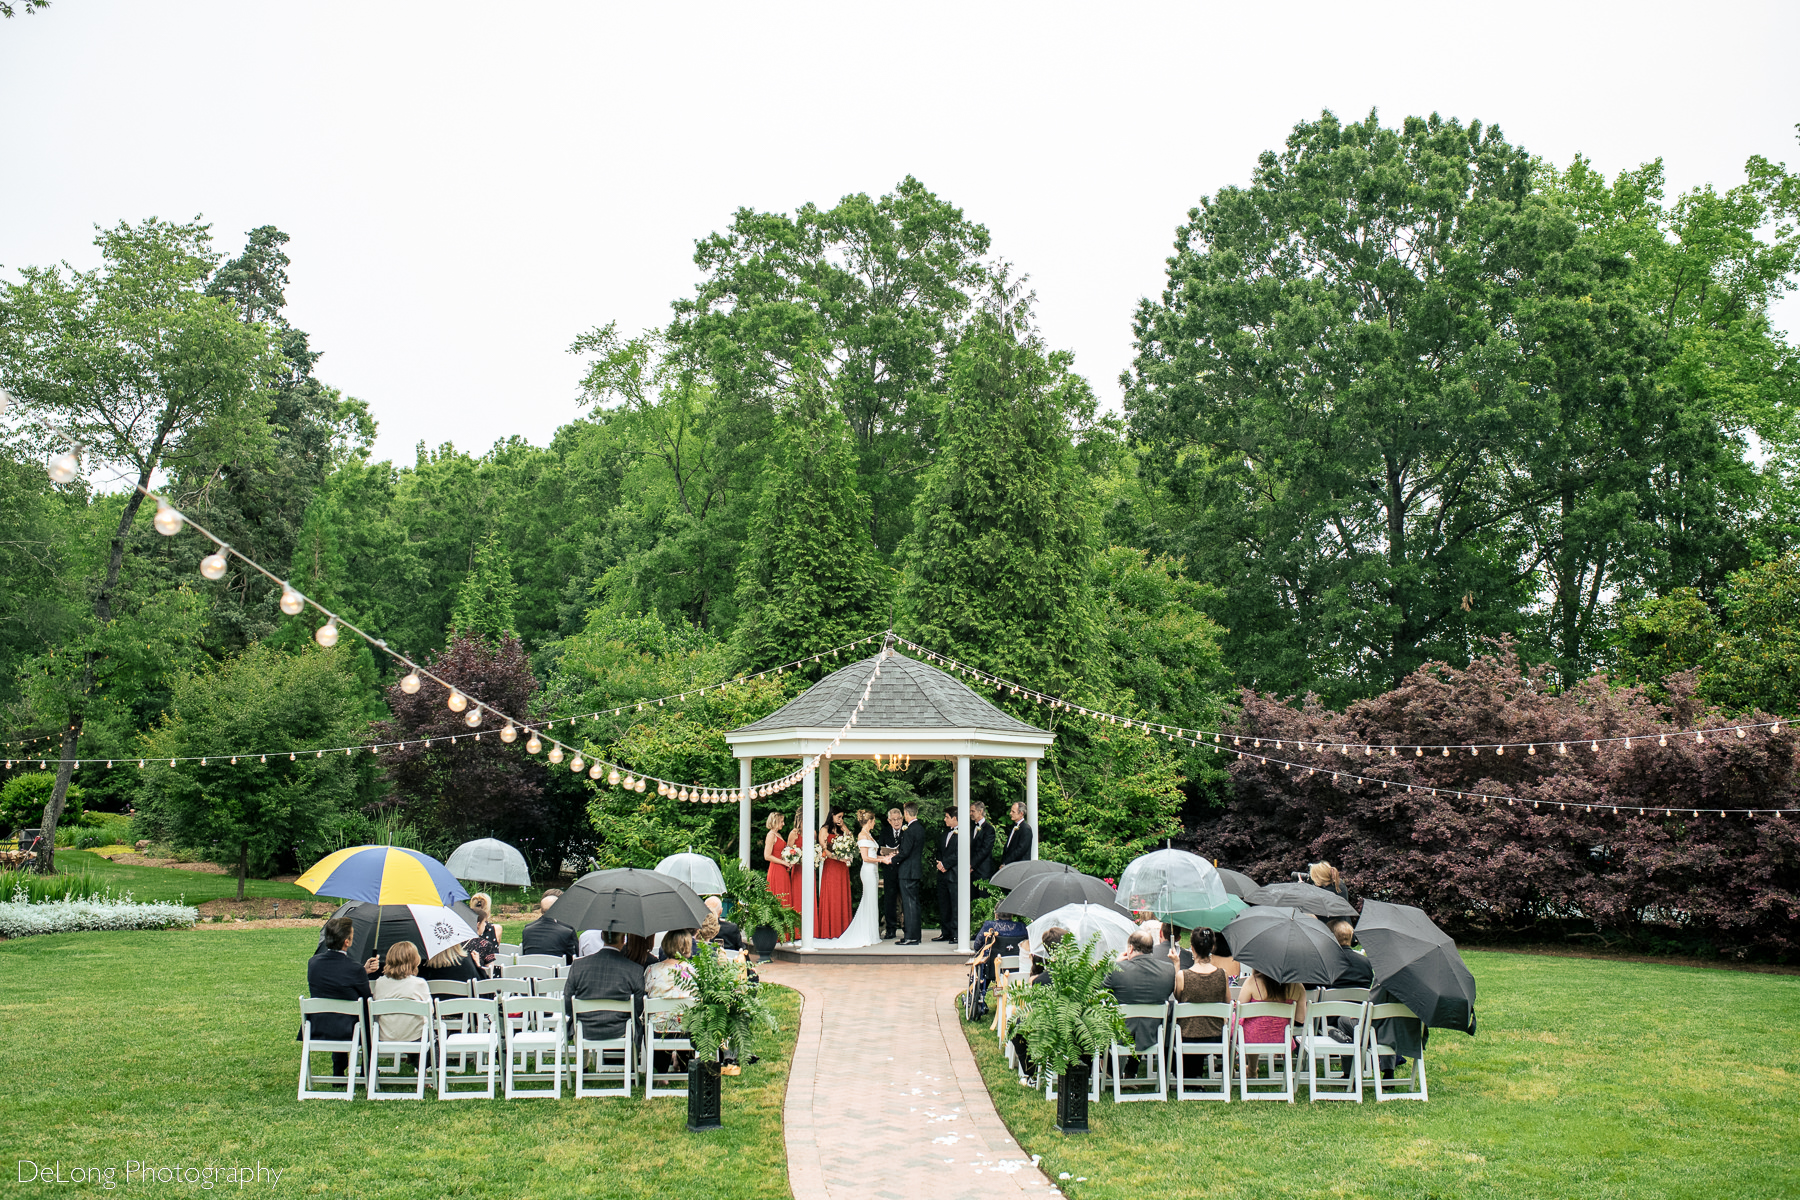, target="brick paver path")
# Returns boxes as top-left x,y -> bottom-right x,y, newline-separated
758,961 -> 1060,1200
